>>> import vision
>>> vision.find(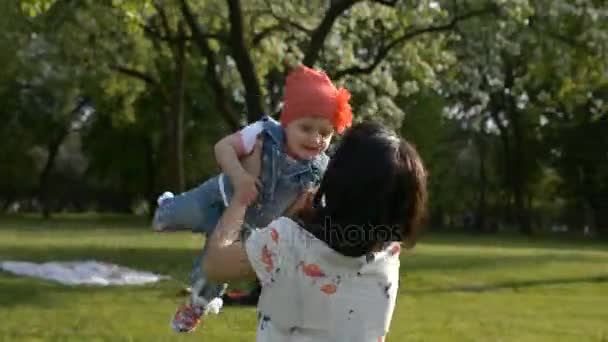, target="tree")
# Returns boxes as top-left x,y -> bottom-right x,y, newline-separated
441,0 -> 608,234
